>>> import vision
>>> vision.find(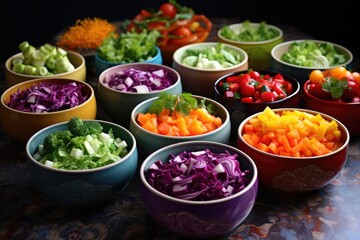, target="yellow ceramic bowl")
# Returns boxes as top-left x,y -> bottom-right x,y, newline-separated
0,78 -> 97,144
5,50 -> 87,87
